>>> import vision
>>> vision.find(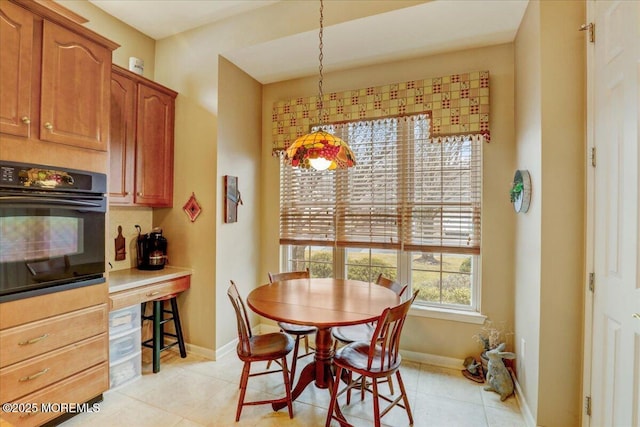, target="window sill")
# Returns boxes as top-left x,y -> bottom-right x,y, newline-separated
409,305 -> 487,324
